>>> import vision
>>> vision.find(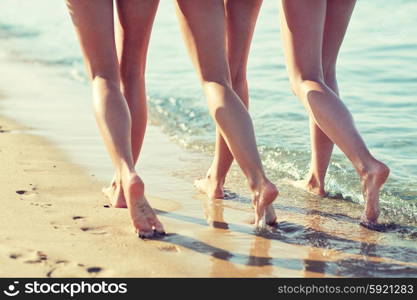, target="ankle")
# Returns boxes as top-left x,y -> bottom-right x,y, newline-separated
306,173 -> 325,190
206,169 -> 225,186
356,158 -> 387,179
248,173 -> 268,193
115,166 -> 140,188
249,176 -> 279,208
